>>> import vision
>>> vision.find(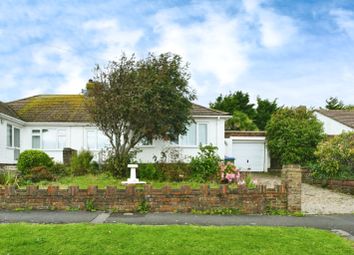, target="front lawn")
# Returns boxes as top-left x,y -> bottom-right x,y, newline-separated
0,224 -> 352,255
24,174 -> 234,189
